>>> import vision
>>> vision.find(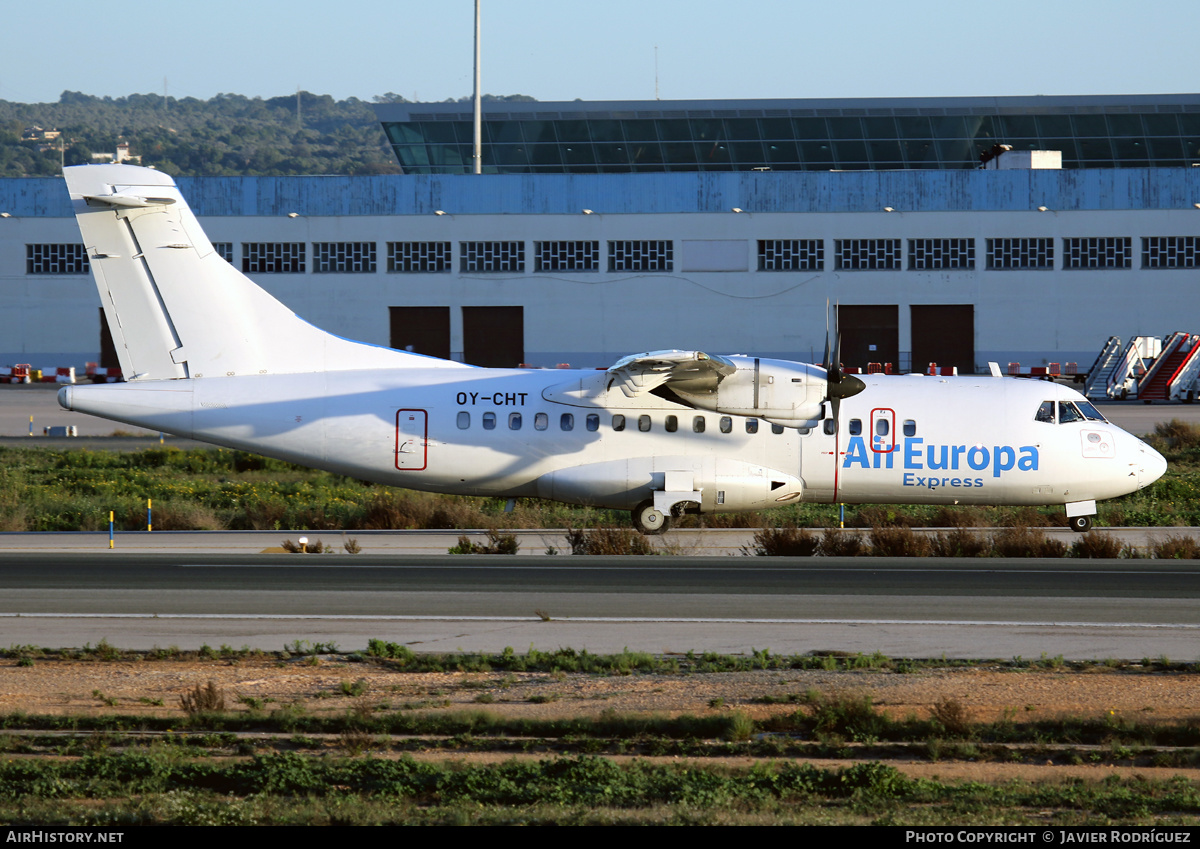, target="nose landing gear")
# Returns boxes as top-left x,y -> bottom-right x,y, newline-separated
1068,515 -> 1093,533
